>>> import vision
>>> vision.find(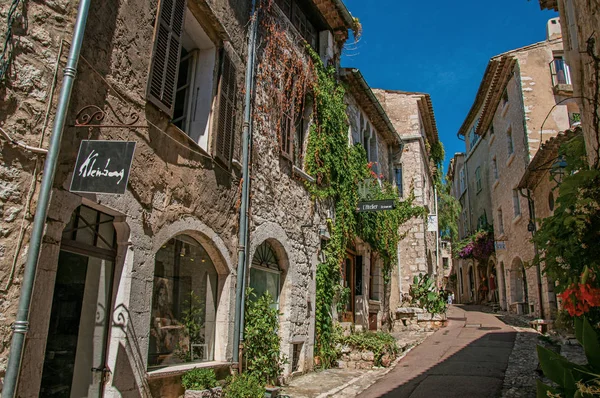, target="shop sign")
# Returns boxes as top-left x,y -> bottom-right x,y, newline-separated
70,140 -> 136,195
357,199 -> 396,212
427,214 -> 438,232
495,241 -> 507,250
